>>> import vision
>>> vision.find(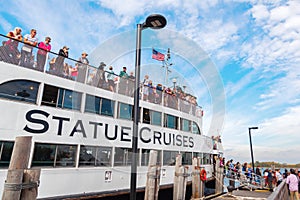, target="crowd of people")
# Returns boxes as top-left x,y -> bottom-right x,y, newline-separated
0,27 -> 199,111
224,159 -> 300,199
